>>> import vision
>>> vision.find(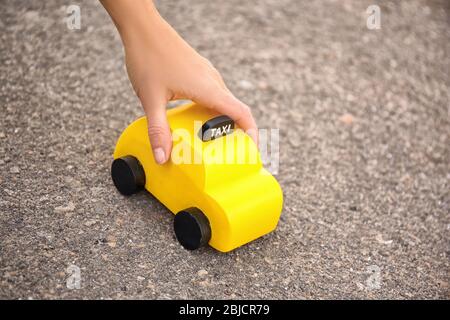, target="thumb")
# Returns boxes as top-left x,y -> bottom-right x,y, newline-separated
139,90 -> 171,165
